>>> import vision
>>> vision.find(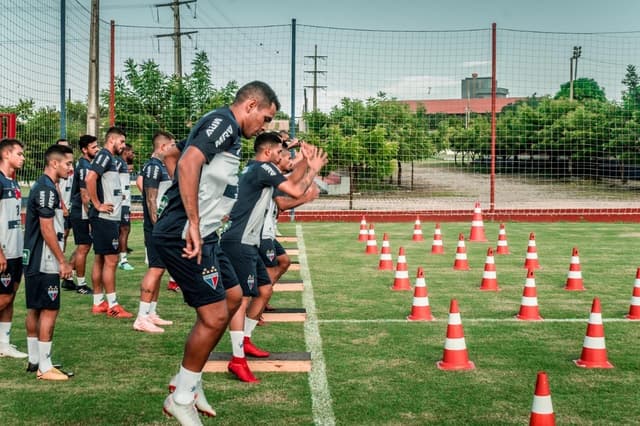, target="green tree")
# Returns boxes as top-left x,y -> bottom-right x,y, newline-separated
621,64 -> 640,110
555,78 -> 607,102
